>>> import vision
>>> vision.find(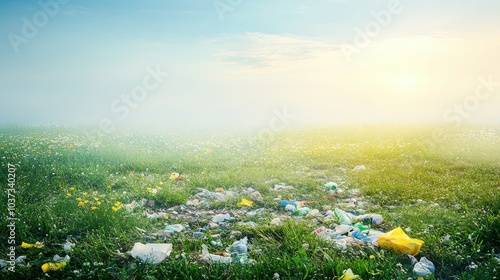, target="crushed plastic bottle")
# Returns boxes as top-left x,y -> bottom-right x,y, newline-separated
353,222 -> 371,232
165,224 -> 184,232
210,240 -> 223,247
285,204 -> 296,212
324,182 -> 338,191
200,244 -> 232,264
293,207 -> 310,216
350,231 -> 372,243
193,232 -> 204,238
274,184 -> 294,190
212,213 -> 232,223
226,237 -> 248,254
280,200 -> 298,207
335,224 -> 354,235
354,214 -> 383,225
334,208 -> 352,225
